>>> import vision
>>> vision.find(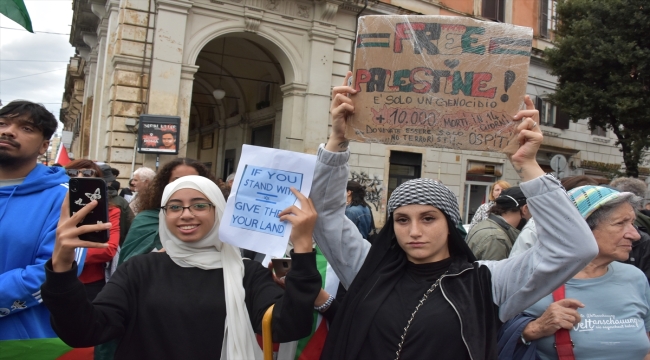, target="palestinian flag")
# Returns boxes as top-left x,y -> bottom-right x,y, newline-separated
0,338 -> 92,359
0,0 -> 33,33
293,246 -> 339,360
